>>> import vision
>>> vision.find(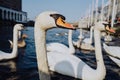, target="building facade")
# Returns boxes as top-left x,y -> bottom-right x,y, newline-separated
0,0 -> 22,11
0,0 -> 27,24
